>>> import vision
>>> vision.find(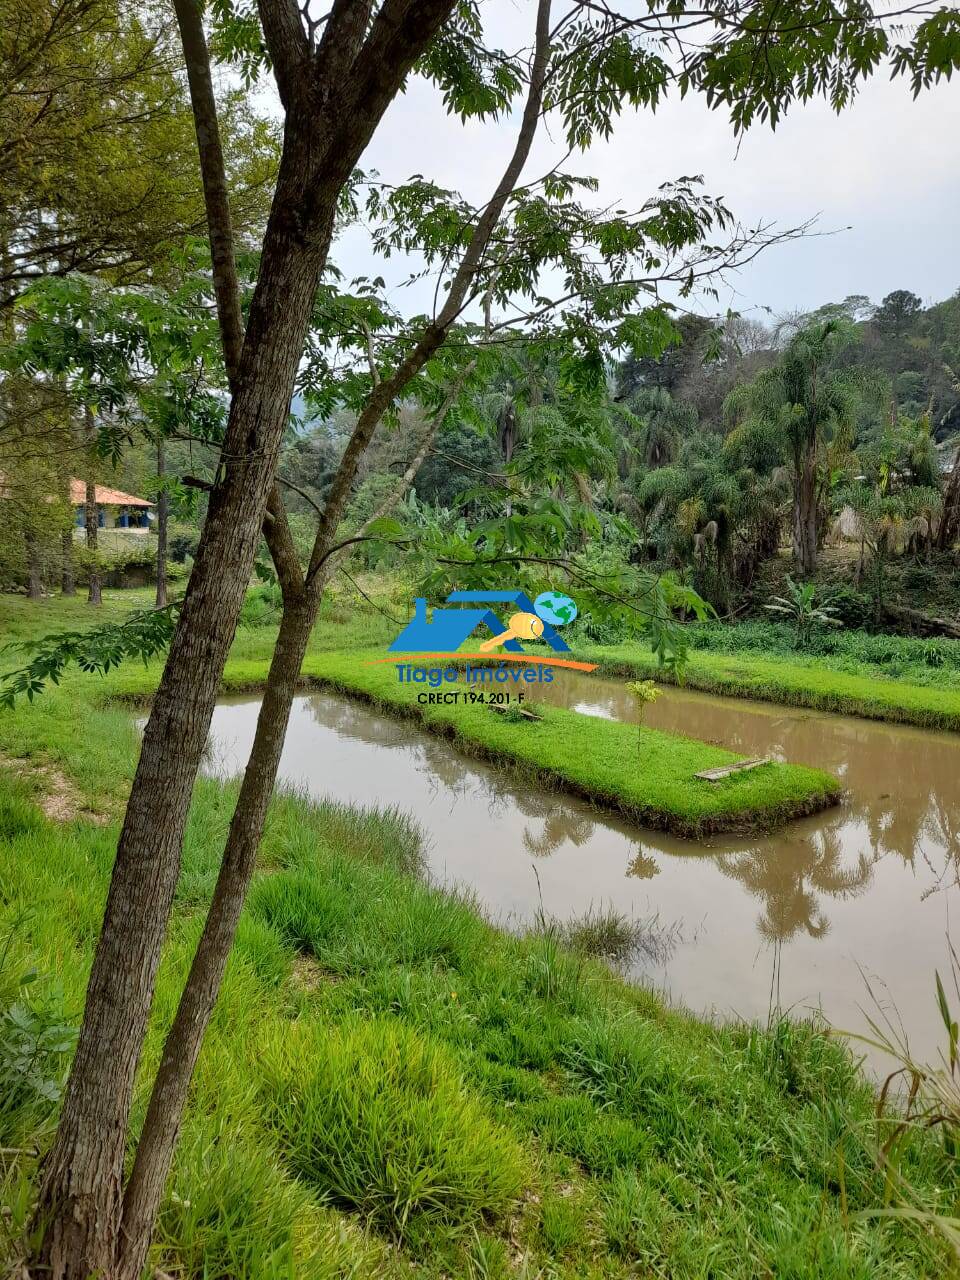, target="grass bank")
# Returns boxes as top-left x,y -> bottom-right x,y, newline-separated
572,622 -> 960,731
0,666 -> 957,1277
1,592 -> 840,837
286,651 -> 840,837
